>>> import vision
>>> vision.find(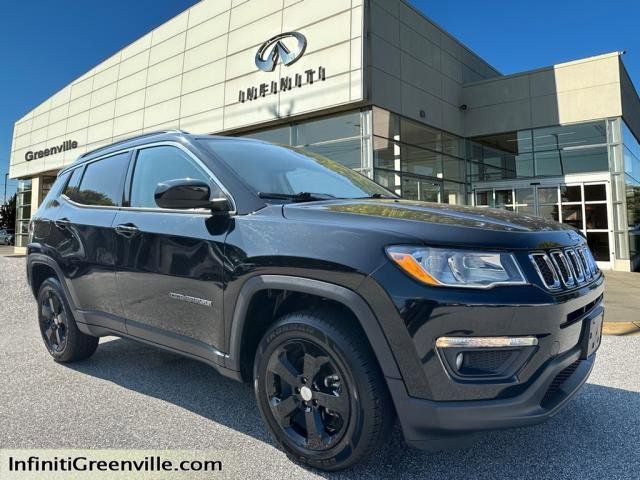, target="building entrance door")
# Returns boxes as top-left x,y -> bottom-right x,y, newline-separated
473,180 -> 613,268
